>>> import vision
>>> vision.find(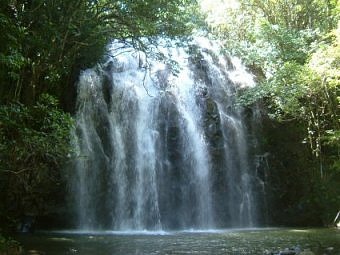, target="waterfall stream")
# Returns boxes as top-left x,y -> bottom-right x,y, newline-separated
70,38 -> 259,231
